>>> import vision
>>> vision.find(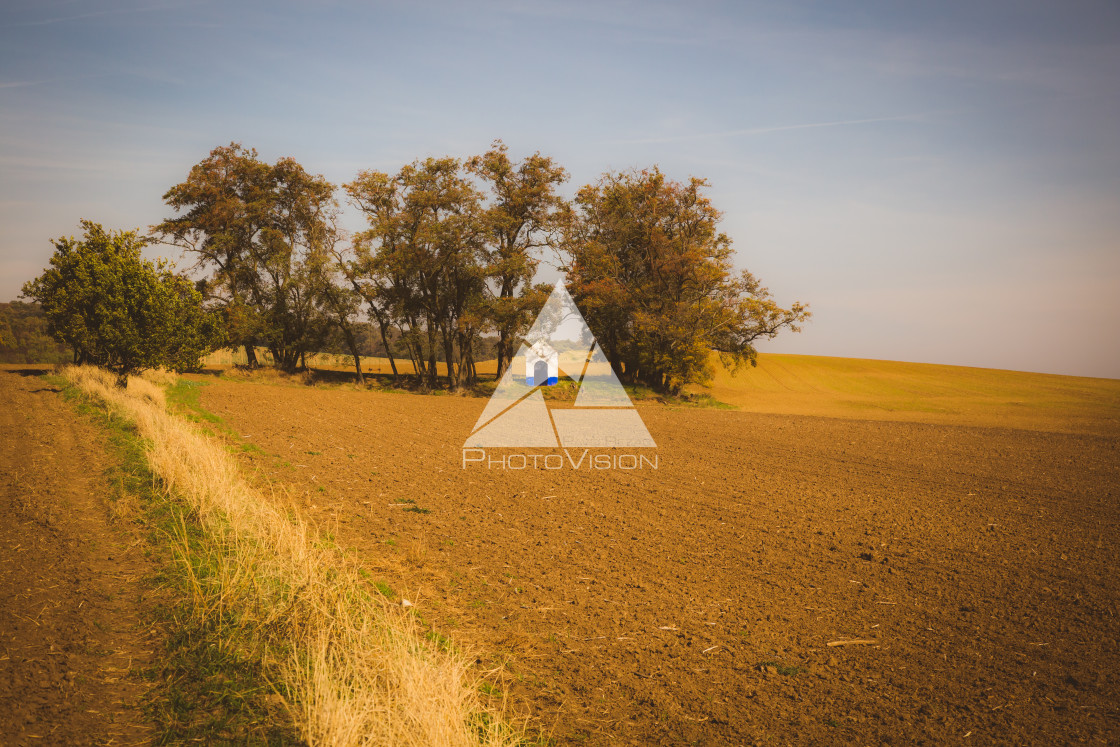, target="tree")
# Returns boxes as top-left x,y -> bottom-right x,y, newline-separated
305,223 -> 368,385
156,143 -> 271,367
345,157 -> 487,390
156,143 -> 337,371
562,168 -> 810,393
466,141 -> 568,379
22,220 -> 220,386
